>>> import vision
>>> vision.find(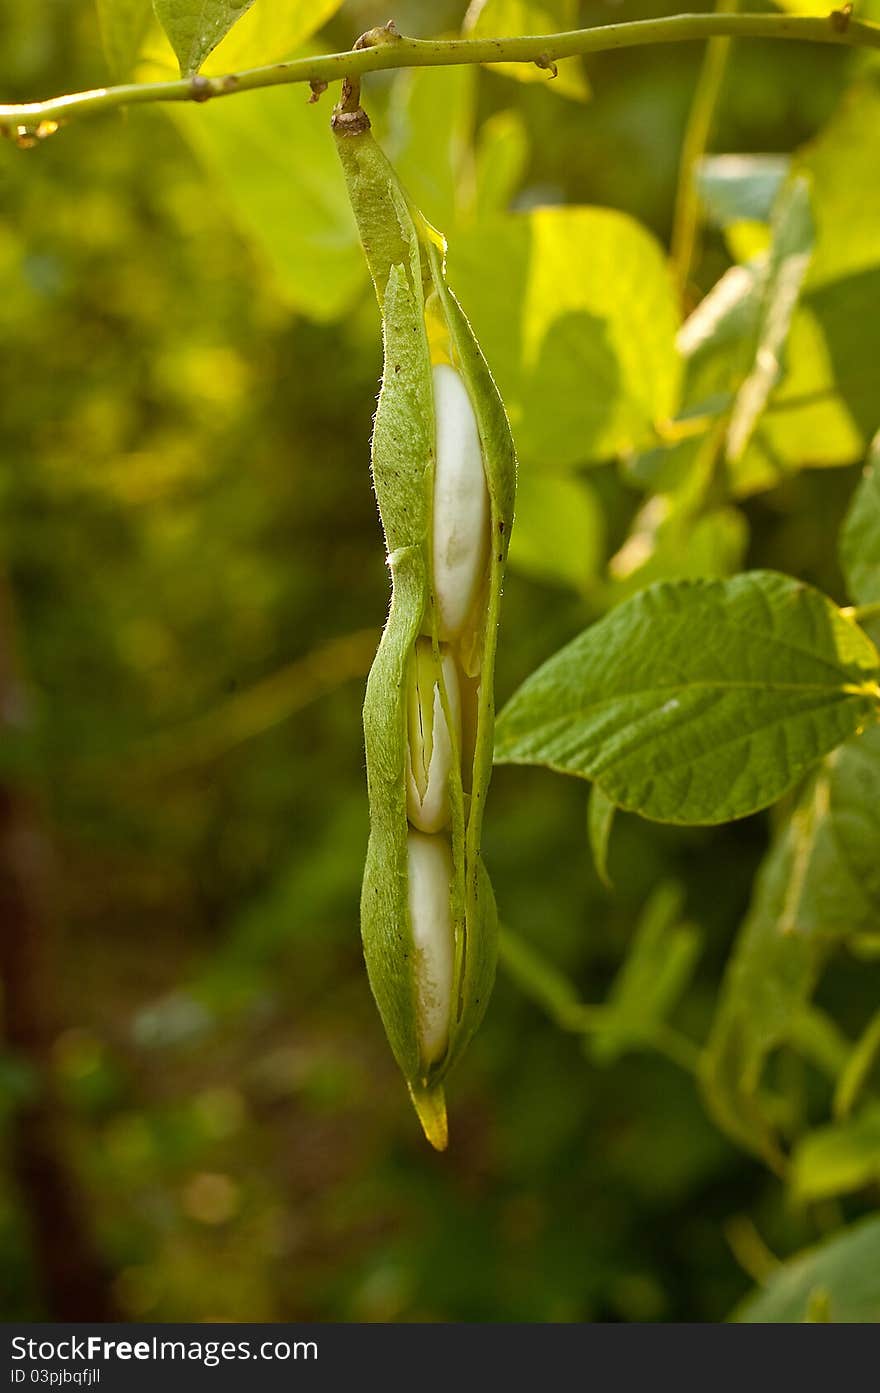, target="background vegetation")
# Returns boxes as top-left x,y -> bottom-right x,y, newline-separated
1,0 -> 879,1322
